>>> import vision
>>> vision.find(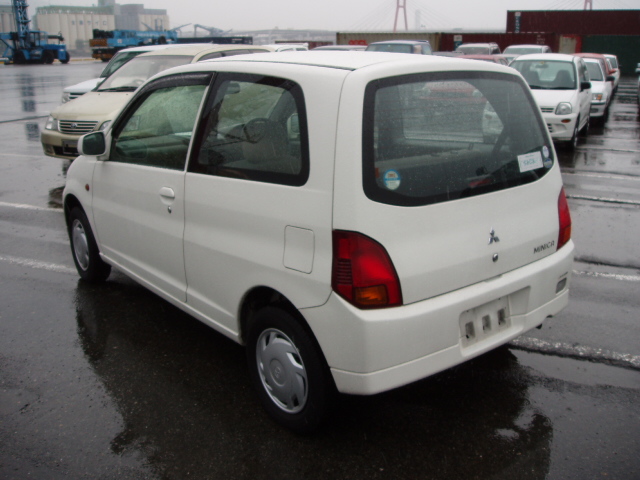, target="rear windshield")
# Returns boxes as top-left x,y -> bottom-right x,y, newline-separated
456,46 -> 490,54
367,44 -> 414,54
504,46 -> 542,55
363,71 -> 553,207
